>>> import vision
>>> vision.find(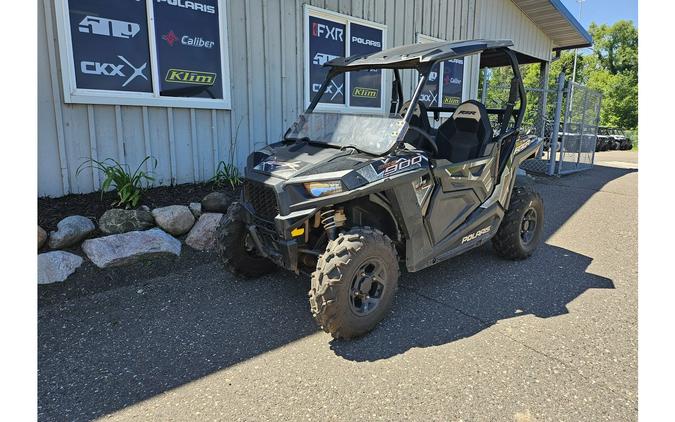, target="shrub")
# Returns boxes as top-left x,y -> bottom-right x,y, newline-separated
210,160 -> 242,189
77,156 -> 157,209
